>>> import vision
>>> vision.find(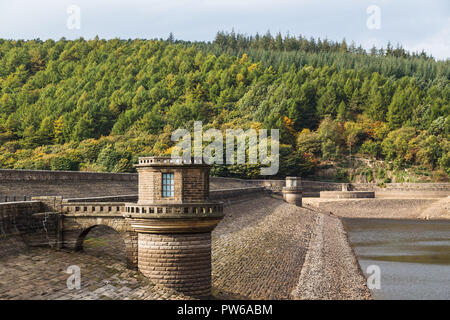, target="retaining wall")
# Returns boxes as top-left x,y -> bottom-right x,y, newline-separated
0,171 -> 253,199
1,169 -> 448,200
0,169 -> 138,199
0,169 -> 137,181
244,179 -> 342,196
350,183 -> 450,198
242,179 -> 449,198
0,201 -> 59,254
